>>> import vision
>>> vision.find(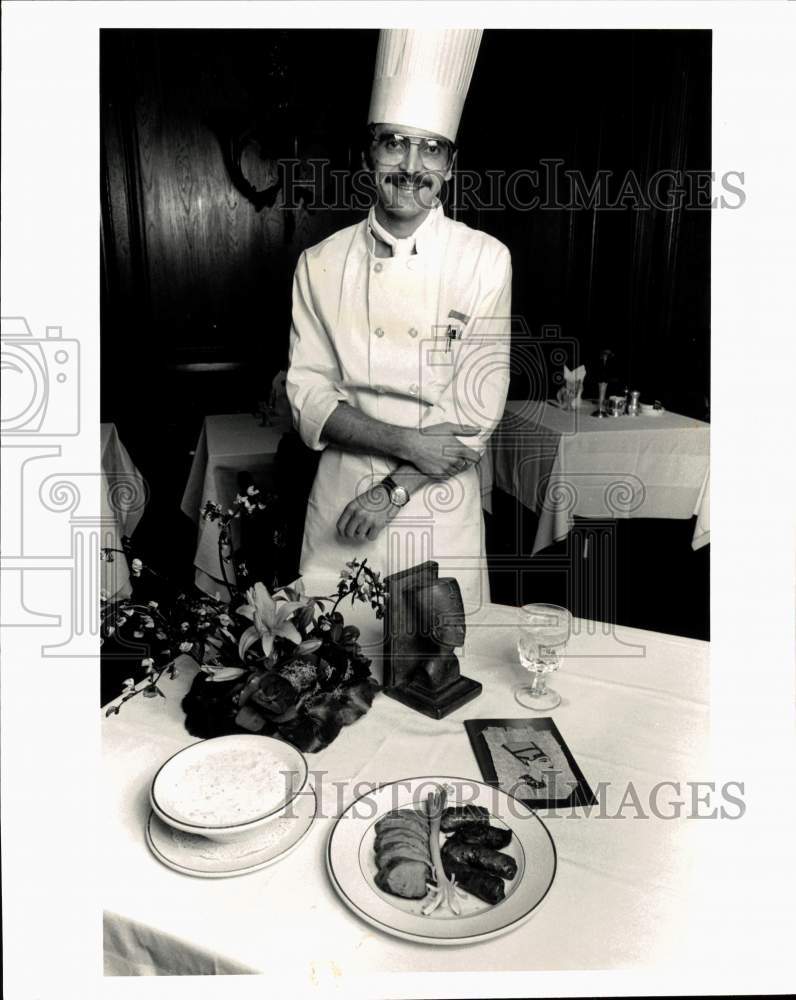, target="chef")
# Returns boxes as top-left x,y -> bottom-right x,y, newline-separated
286,28 -> 511,615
